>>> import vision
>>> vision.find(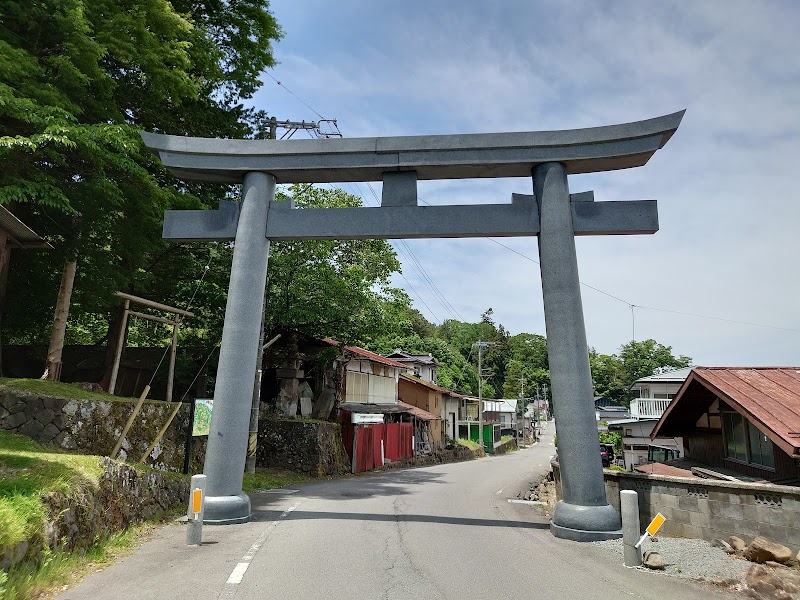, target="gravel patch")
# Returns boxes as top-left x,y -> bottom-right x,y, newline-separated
592,537 -> 750,583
